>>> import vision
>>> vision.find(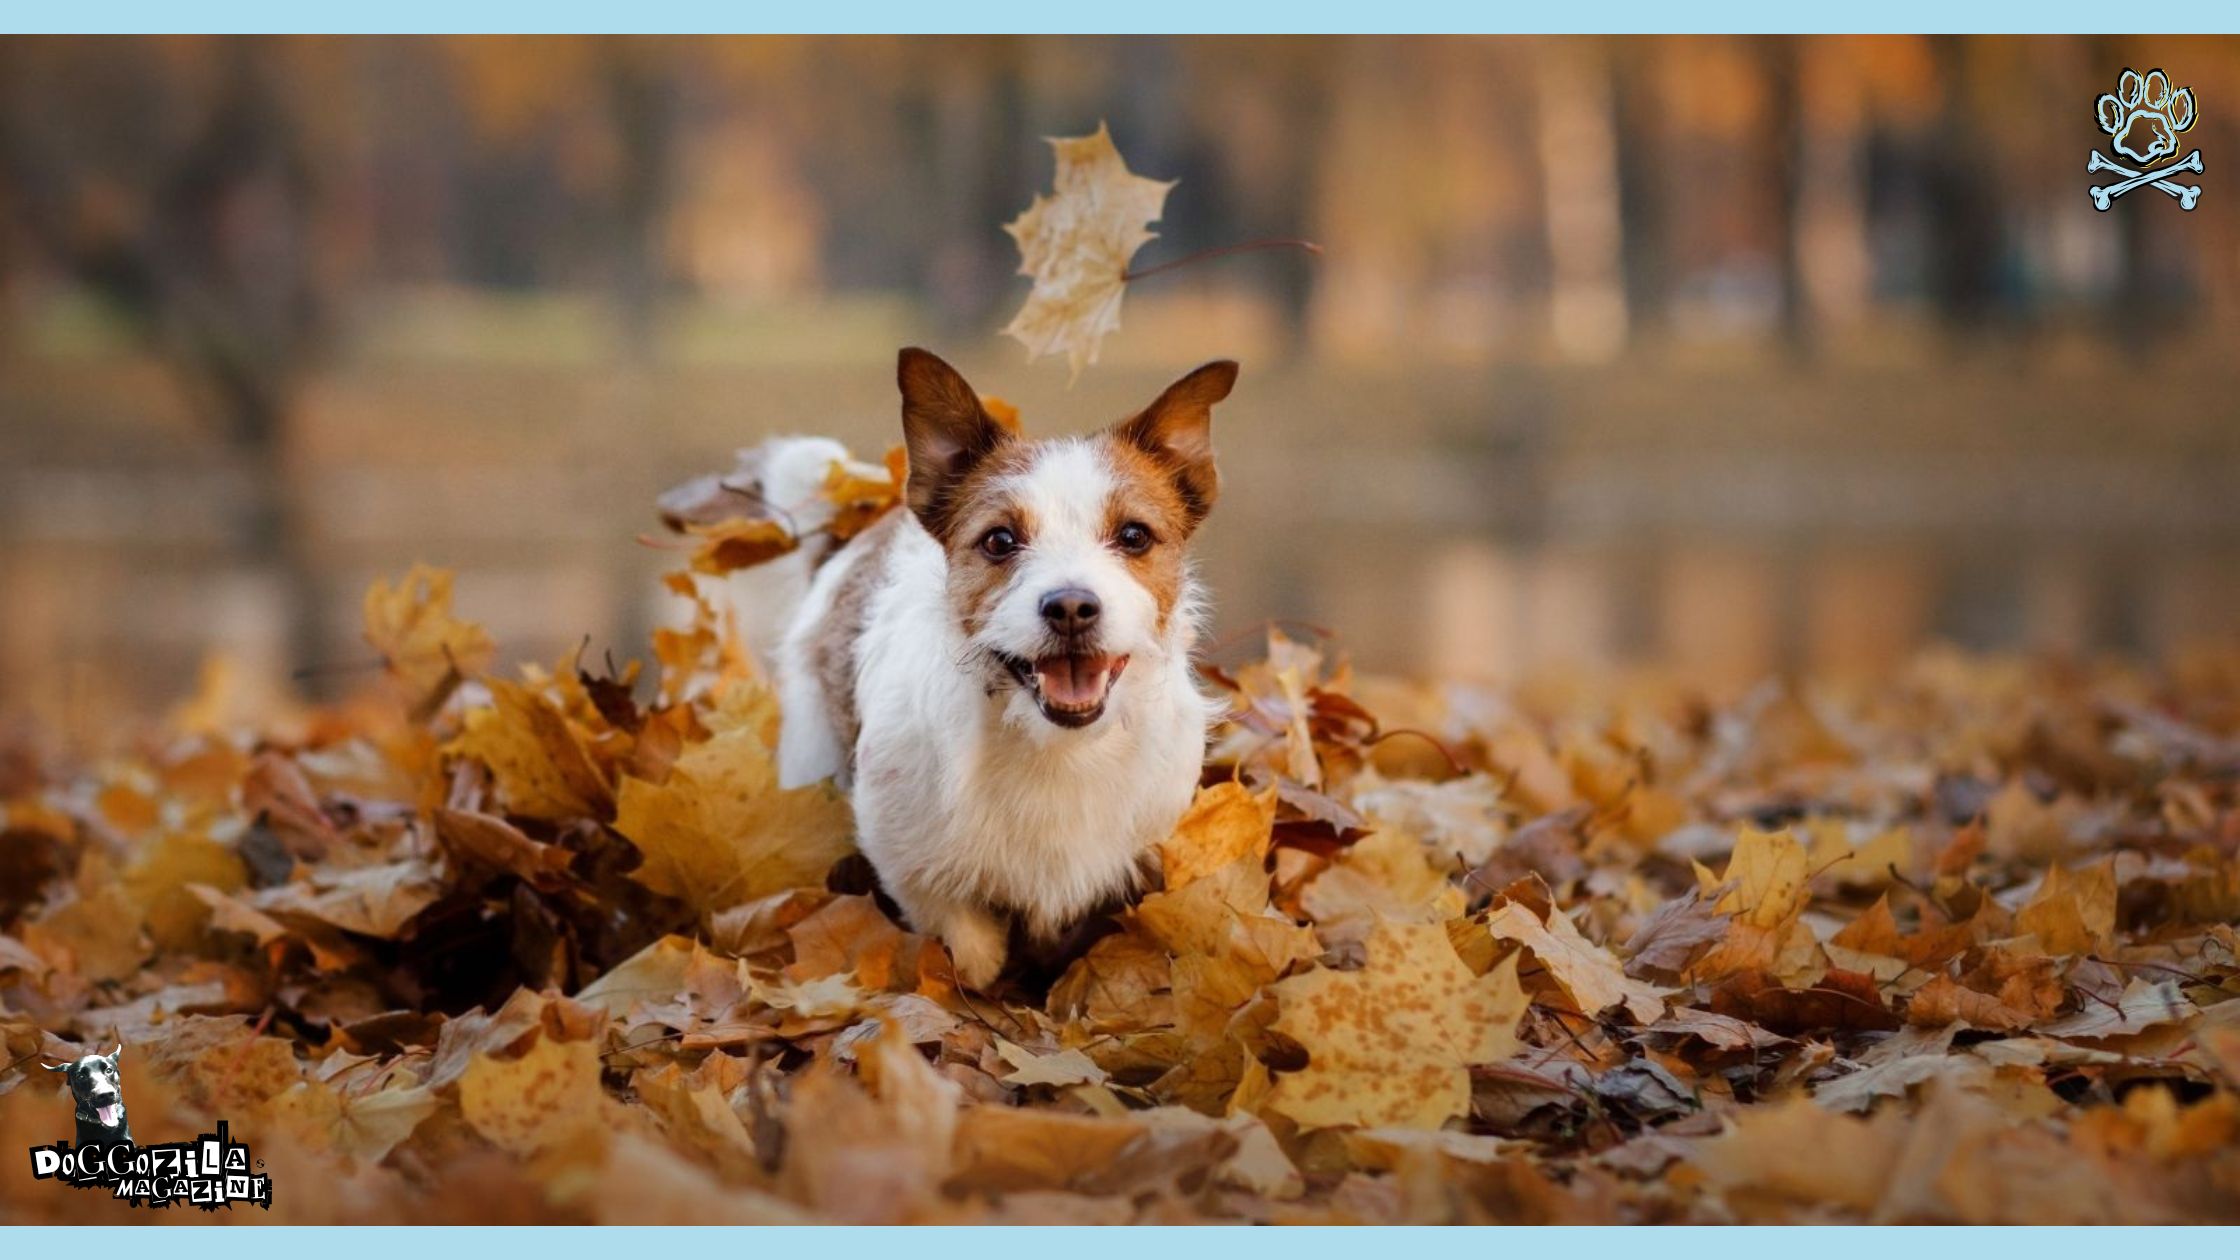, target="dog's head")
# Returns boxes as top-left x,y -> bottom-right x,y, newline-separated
45,1045 -> 125,1131
896,347 -> 1235,731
